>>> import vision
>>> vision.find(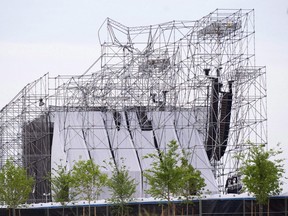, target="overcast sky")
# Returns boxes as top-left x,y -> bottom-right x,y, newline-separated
0,0 -> 288,191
